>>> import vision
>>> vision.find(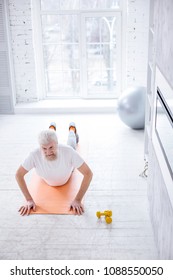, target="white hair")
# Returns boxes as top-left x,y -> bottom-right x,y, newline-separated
38,130 -> 58,145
